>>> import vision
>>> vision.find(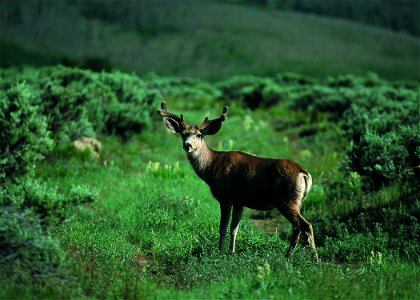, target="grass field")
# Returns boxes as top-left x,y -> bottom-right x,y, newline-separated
1,1 -> 419,80
1,1 -> 419,298
2,92 -> 418,298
